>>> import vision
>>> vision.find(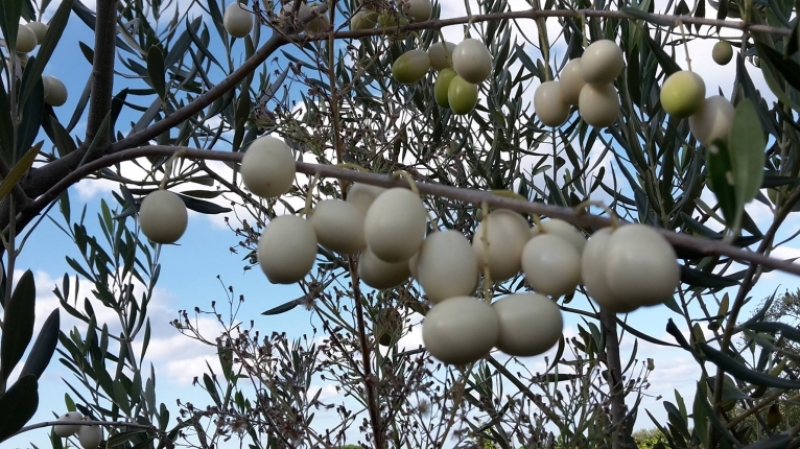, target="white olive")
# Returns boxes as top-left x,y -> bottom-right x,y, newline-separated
534,81 -> 571,127
43,75 -> 68,107
688,95 -> 735,146
350,10 -> 378,29
451,39 -> 493,84
415,230 -> 479,303
17,25 -> 37,53
138,190 -> 188,244
605,224 -> 680,308
422,296 -> 499,365
363,188 -> 427,263
392,49 -> 432,84
580,39 -> 624,85
428,42 -> 456,71
473,209 -> 530,281
359,247 -> 411,289
257,215 -> 318,284
529,219 -> 586,255
78,425 -> 103,449
578,83 -> 620,128
26,22 -> 49,43
223,2 -> 254,38
53,412 -> 83,438
521,234 -> 581,297
581,228 -> 637,313
309,199 -> 366,254
299,3 -> 330,32
492,293 -> 563,357
402,0 -> 432,22
240,136 -> 296,198
660,70 -> 706,118
559,58 -> 585,105
346,183 -> 386,216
